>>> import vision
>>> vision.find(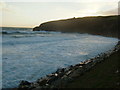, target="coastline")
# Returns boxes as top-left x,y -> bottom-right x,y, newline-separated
33,15 -> 120,39
65,45 -> 120,88
18,41 -> 120,89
